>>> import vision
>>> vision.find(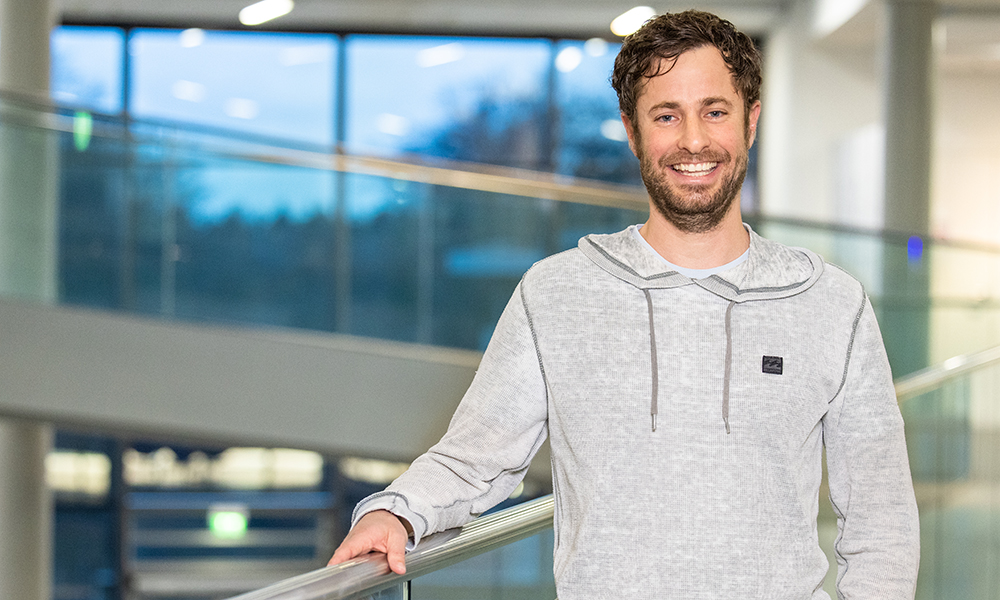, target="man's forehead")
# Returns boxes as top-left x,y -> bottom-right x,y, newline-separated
638,48 -> 741,102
